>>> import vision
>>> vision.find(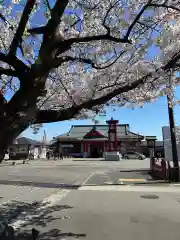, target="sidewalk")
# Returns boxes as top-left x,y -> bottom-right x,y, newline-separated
0,160 -> 26,167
